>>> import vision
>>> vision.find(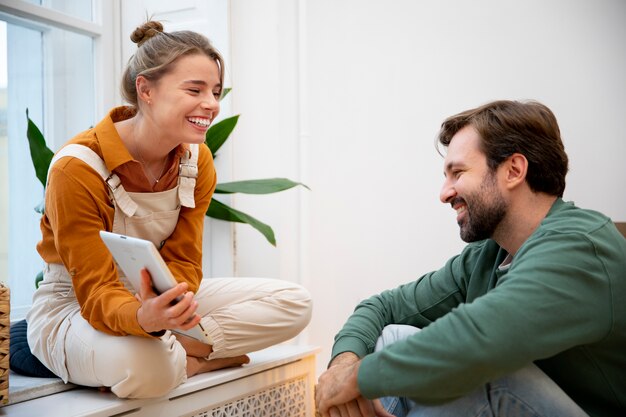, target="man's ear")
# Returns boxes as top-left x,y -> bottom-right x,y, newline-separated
136,75 -> 153,105
504,153 -> 528,190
